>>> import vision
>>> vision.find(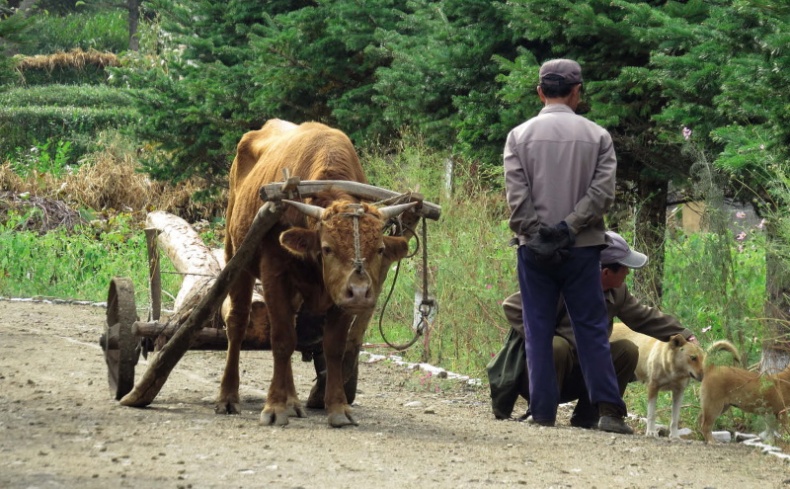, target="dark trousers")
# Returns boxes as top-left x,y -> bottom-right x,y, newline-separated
517,245 -> 626,423
551,337 -> 637,420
